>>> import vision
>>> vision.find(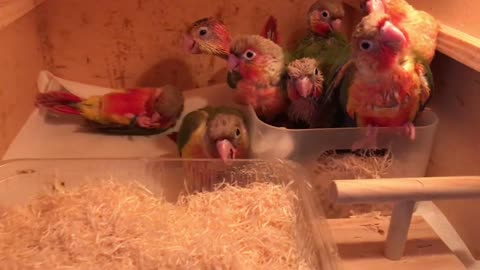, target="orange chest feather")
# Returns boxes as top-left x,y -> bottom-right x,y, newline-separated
347,70 -> 421,126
